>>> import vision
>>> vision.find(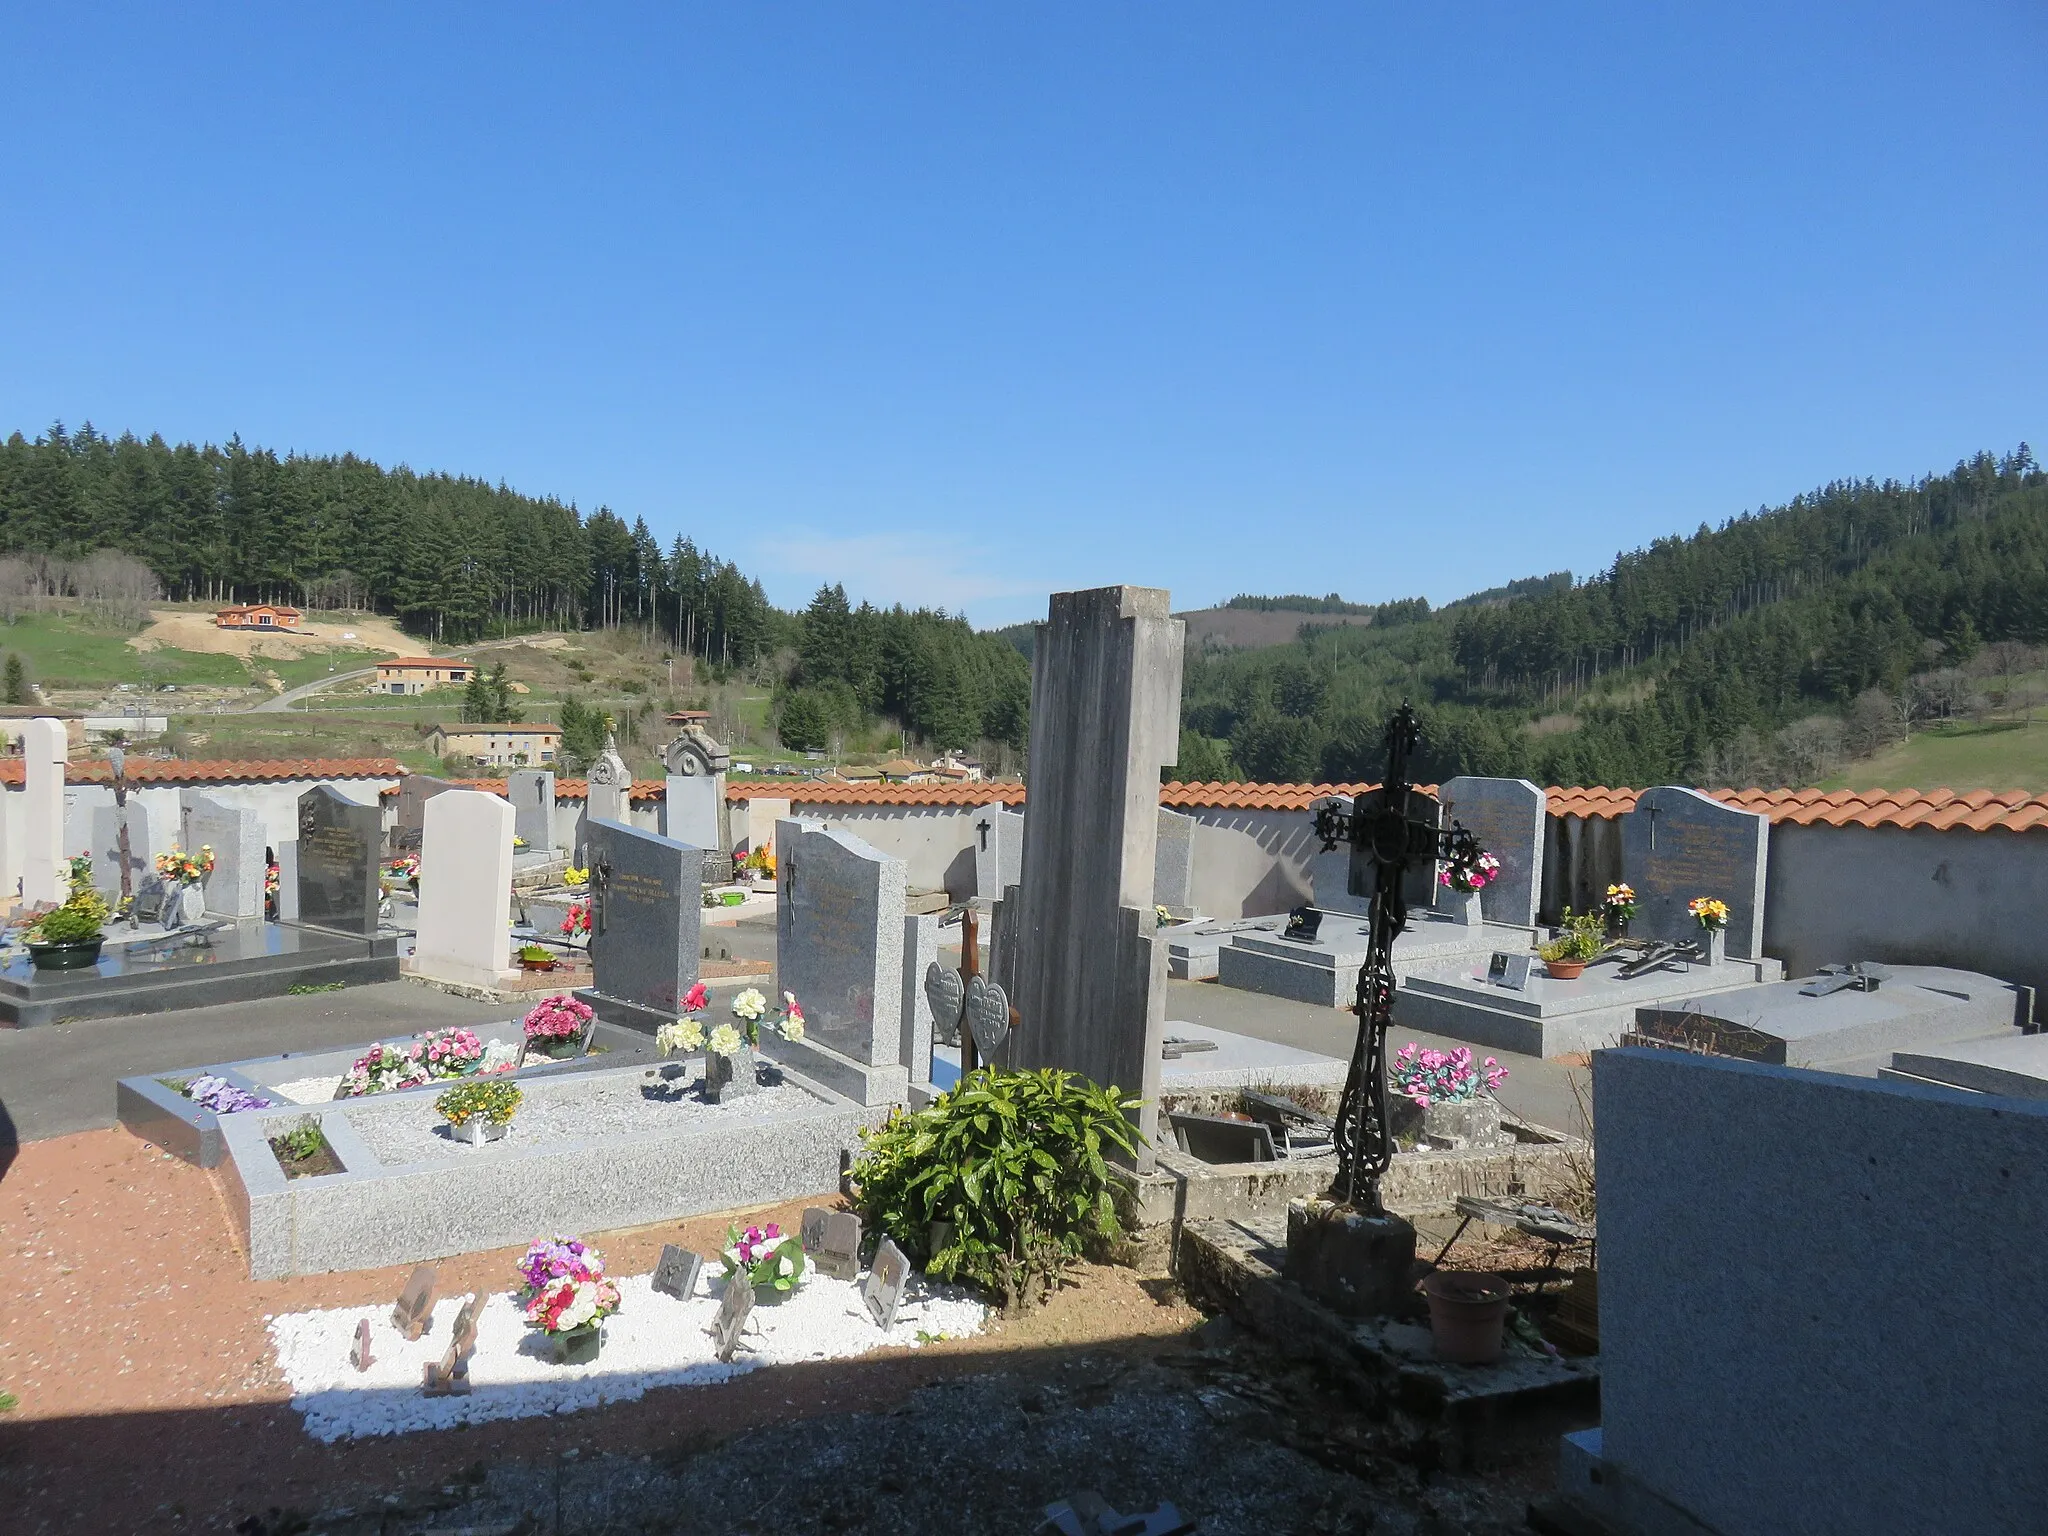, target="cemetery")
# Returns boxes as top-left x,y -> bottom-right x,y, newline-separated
5,582 -> 2046,1535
